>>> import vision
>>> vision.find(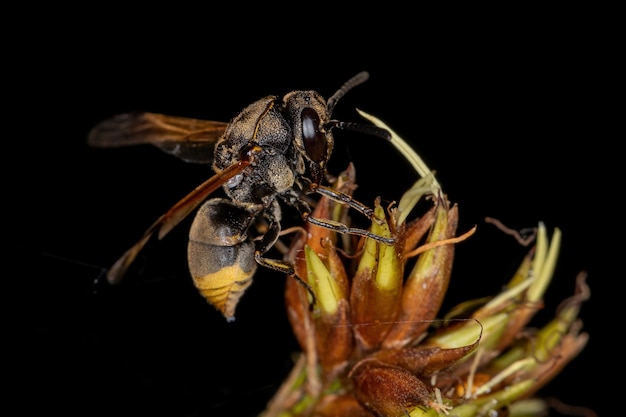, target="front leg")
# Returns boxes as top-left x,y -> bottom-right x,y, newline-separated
288,186 -> 396,246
